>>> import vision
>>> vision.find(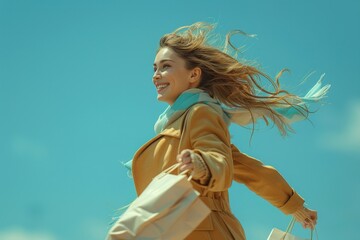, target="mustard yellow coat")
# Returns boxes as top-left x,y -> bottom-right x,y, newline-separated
132,103 -> 304,240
